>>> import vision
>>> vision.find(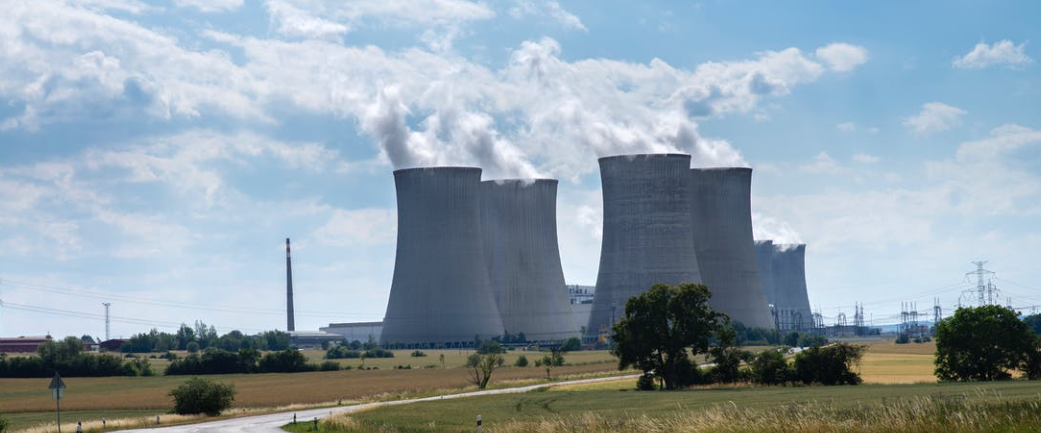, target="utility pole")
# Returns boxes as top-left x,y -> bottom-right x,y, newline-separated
102,303 -> 111,341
